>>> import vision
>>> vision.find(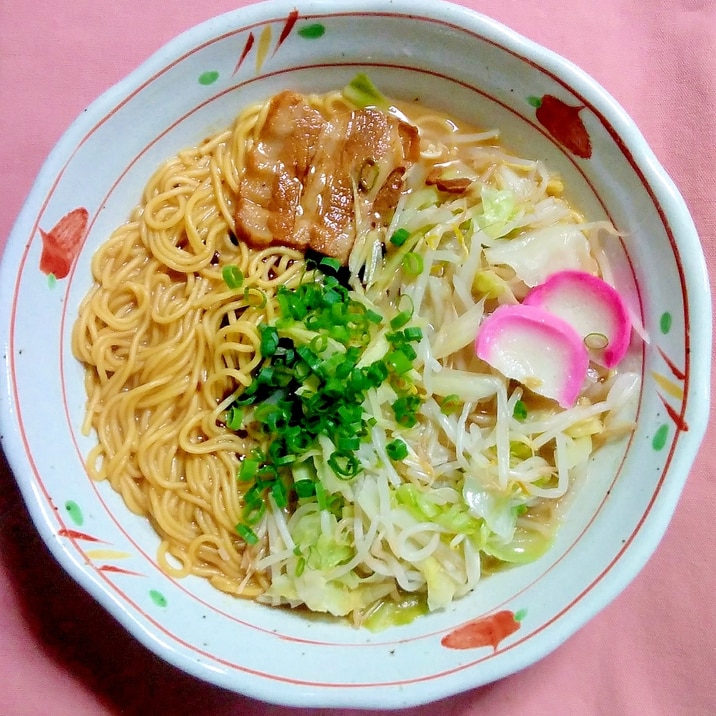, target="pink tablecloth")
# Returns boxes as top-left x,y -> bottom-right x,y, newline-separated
1,1 -> 714,714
